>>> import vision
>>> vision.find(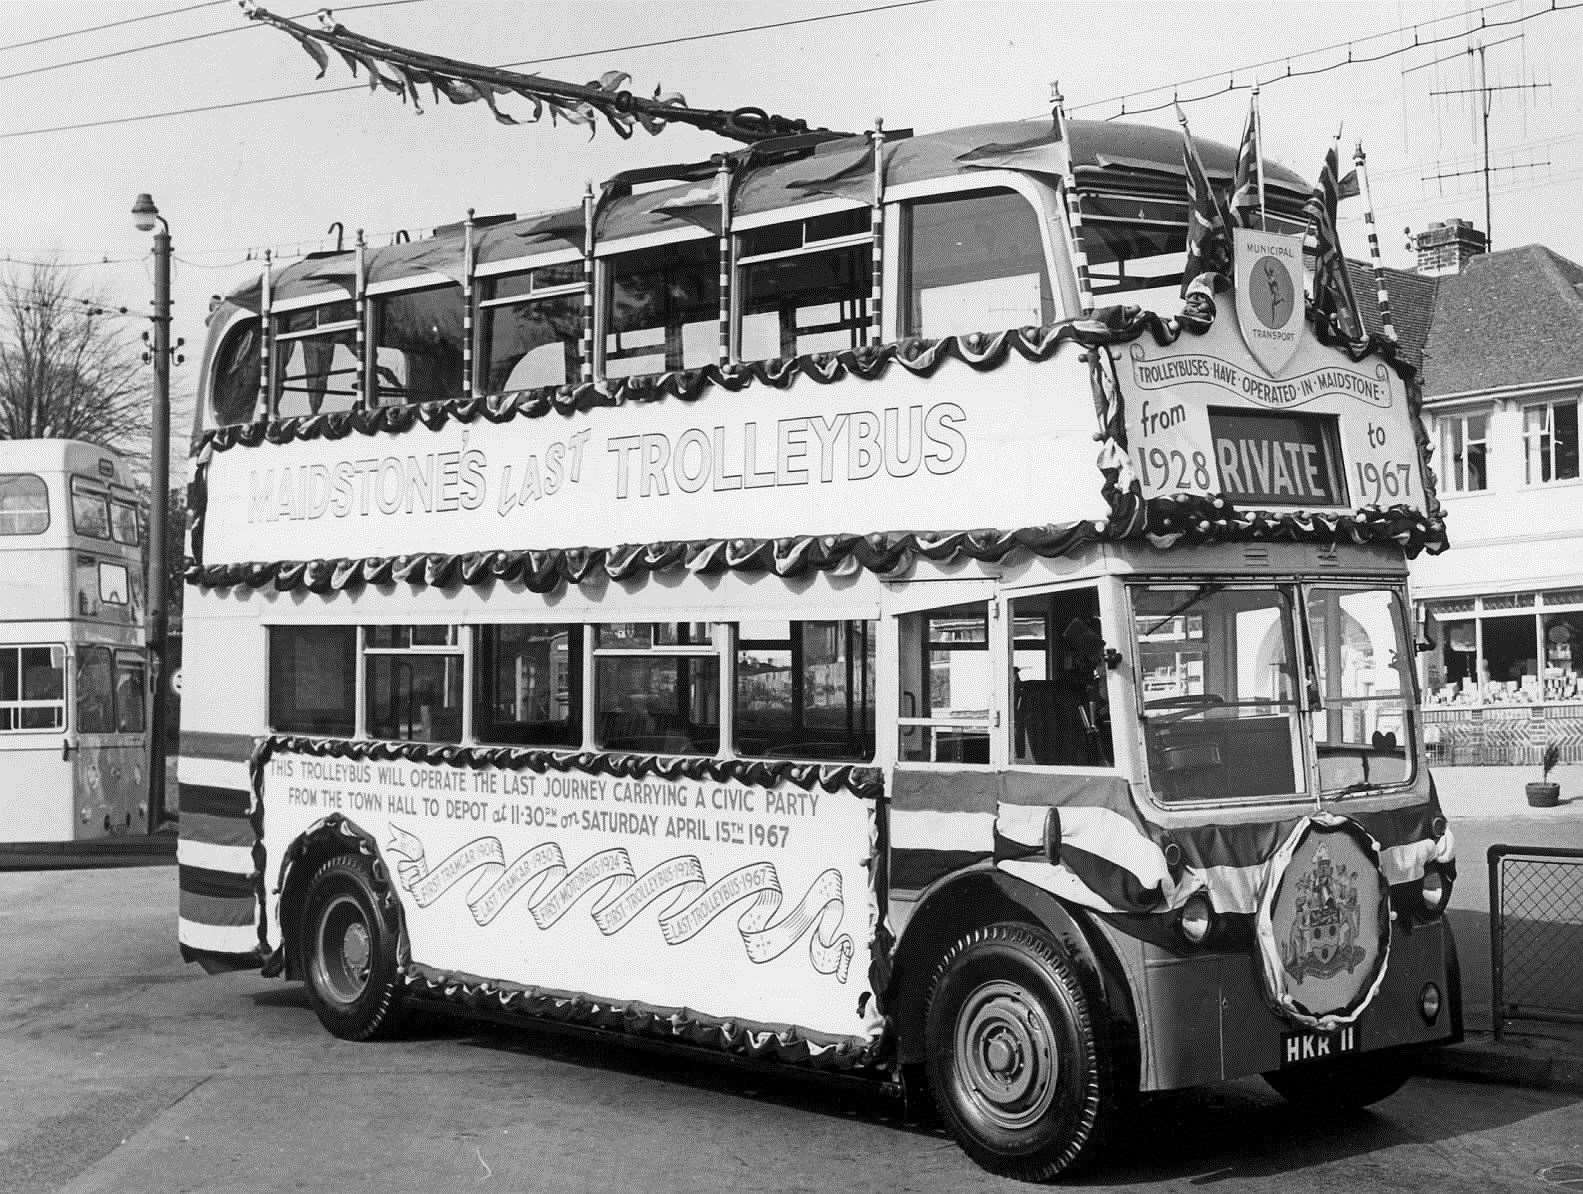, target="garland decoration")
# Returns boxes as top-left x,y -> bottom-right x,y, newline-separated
241,3 -> 845,145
